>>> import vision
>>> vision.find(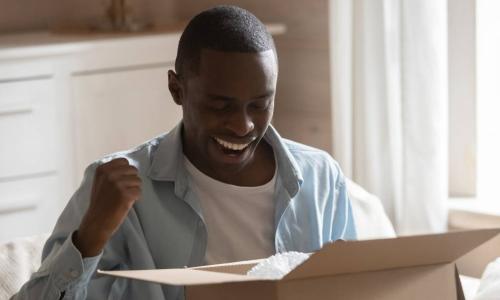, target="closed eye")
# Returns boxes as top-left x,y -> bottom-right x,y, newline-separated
250,99 -> 271,110
209,101 -> 231,111
206,95 -> 233,111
